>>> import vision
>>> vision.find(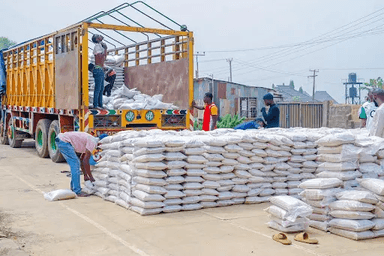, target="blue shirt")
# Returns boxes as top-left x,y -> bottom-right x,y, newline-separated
262,104 -> 280,128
